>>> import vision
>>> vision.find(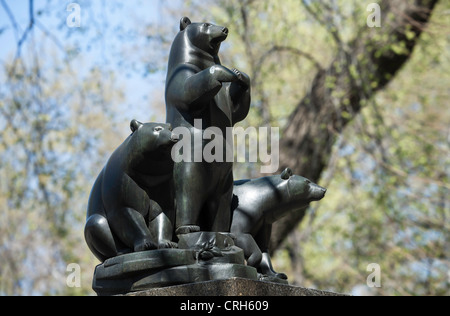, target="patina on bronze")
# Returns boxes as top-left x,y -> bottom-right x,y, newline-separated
84,17 -> 326,296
